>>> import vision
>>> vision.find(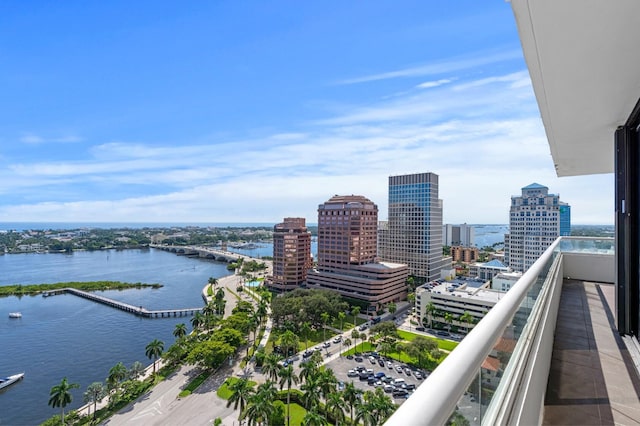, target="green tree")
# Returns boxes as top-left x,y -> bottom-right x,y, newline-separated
280,329 -> 299,358
302,409 -> 326,426
406,335 -> 437,368
128,361 -> 145,380
299,358 -> 318,385
48,377 -> 79,426
342,381 -> 363,425
83,381 -> 105,420
388,302 -> 397,315
300,322 -> 312,350
351,329 -> 360,353
351,306 -> 361,328
262,352 -> 282,383
337,311 -> 346,330
191,311 -> 205,330
316,368 -> 338,400
326,391 -> 347,426
208,276 -> 218,290
321,312 -> 330,342
107,362 -> 128,398
301,376 -> 322,411
243,382 -> 276,426
226,378 -> 254,422
460,311 -> 475,334
278,365 -> 299,426
186,339 -> 235,369
173,322 -> 188,340
444,312 -> 454,332
426,302 -> 436,328
145,339 -> 164,374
